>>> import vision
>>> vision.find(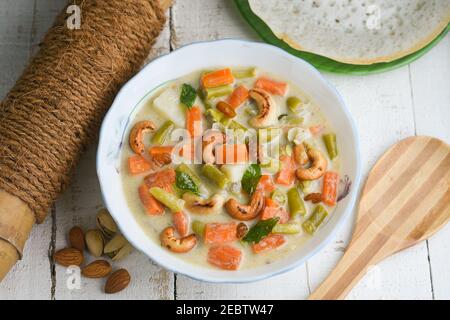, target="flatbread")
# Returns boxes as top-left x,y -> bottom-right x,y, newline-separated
249,0 -> 450,65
